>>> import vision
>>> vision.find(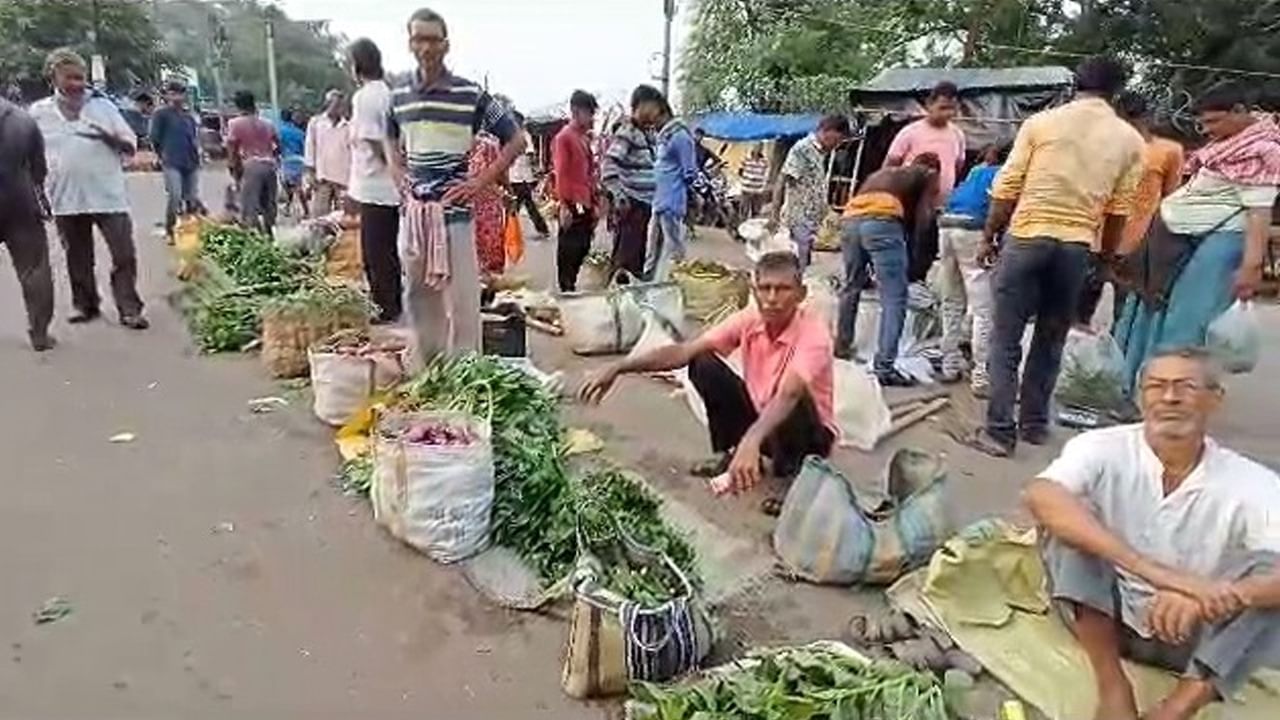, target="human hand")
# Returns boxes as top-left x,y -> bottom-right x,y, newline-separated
1148,591 -> 1202,645
1146,566 -> 1245,622
559,204 -> 573,228
577,366 -> 619,406
441,178 -> 483,205
1233,264 -> 1263,301
727,438 -> 763,495
977,238 -> 1000,268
